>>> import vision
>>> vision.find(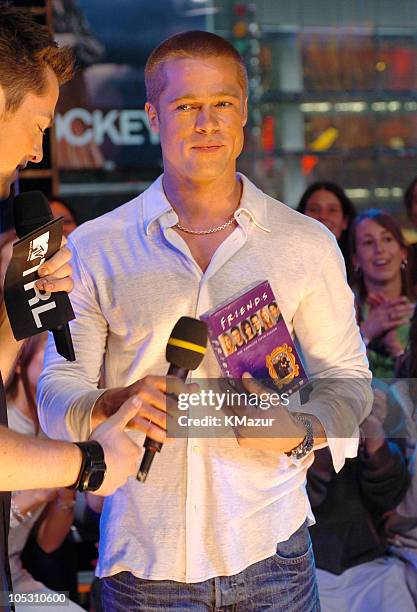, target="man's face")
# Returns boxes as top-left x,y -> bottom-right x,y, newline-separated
146,56 -> 247,183
251,315 -> 261,331
269,304 -> 278,319
231,328 -> 243,345
0,67 -> 59,199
